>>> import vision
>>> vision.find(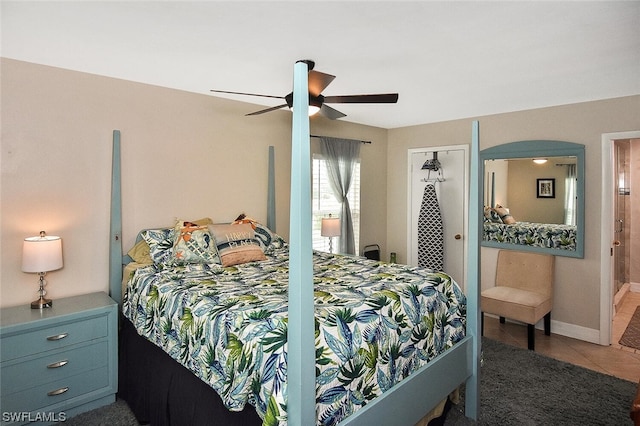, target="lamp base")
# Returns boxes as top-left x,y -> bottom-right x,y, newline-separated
31,297 -> 52,309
